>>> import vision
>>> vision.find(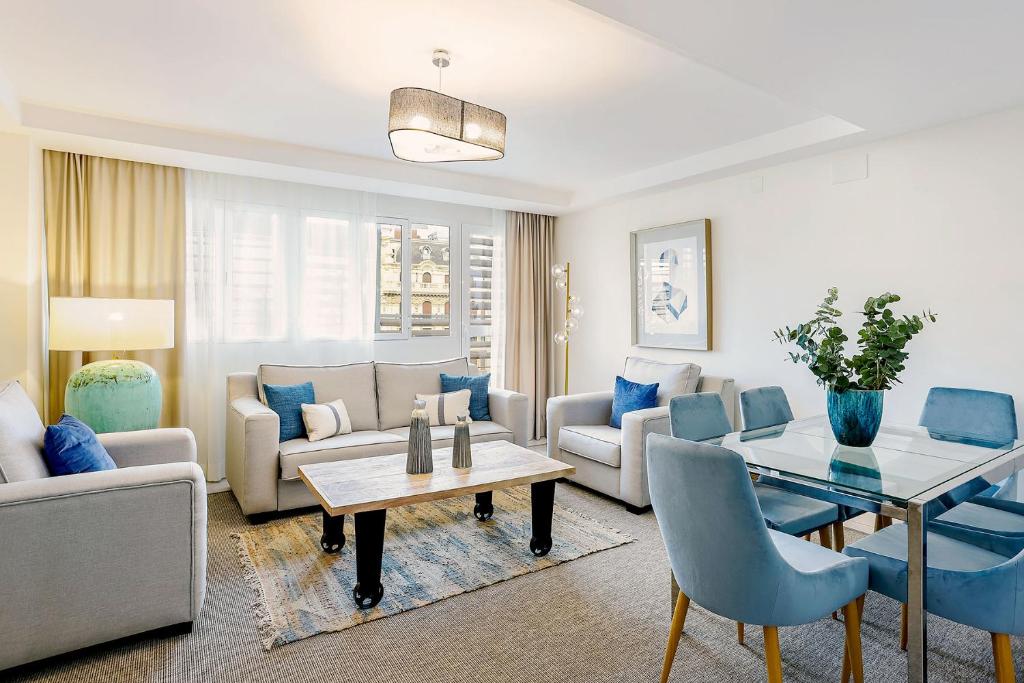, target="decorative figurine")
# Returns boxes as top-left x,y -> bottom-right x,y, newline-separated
452,414 -> 472,468
406,399 -> 433,474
